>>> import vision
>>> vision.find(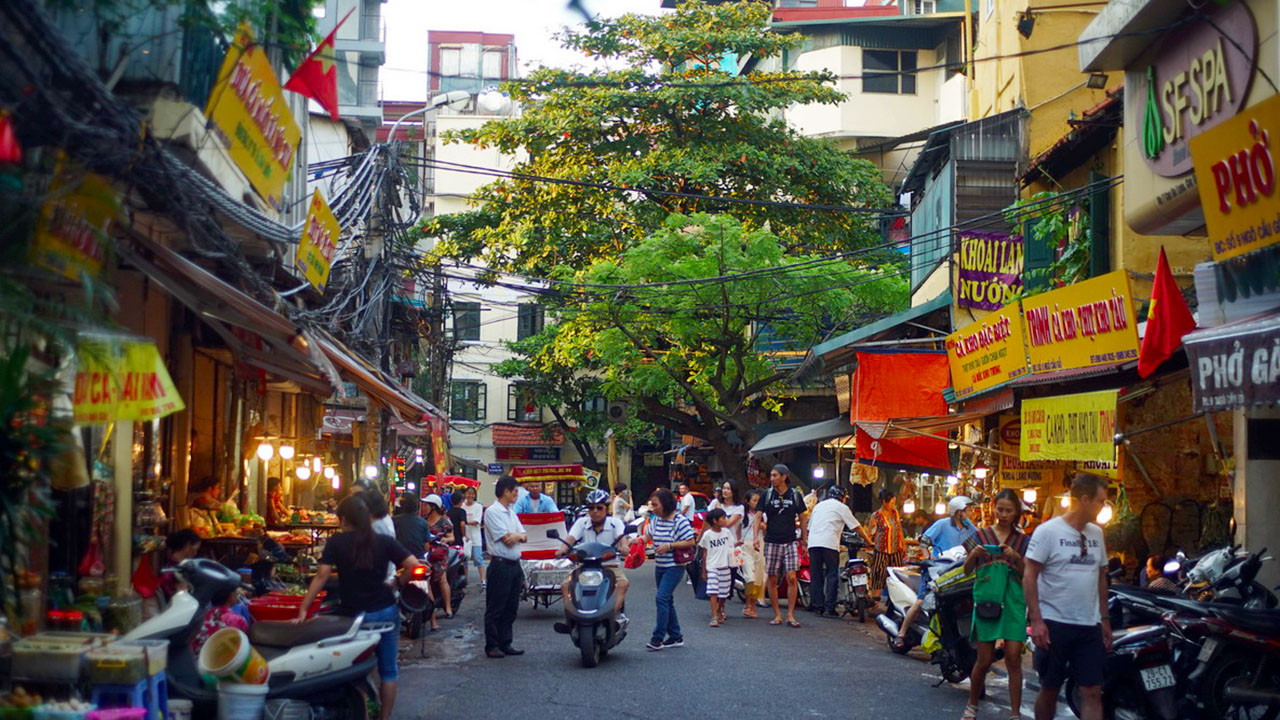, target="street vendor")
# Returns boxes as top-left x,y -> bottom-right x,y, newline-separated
514,481 -> 559,513
266,476 -> 289,527
160,529 -> 201,600
188,476 -> 222,511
